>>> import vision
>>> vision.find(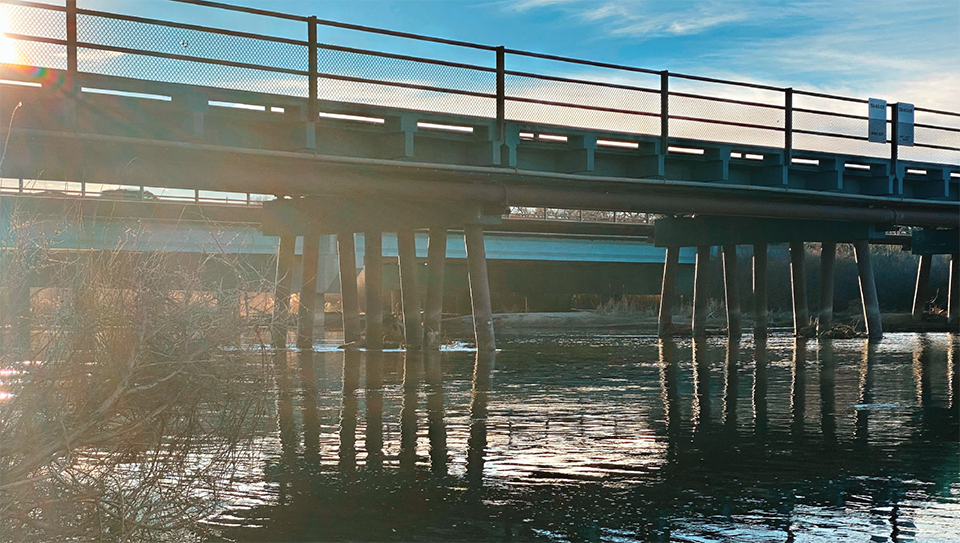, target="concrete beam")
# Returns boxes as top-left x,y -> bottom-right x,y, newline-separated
654,216 -> 889,247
